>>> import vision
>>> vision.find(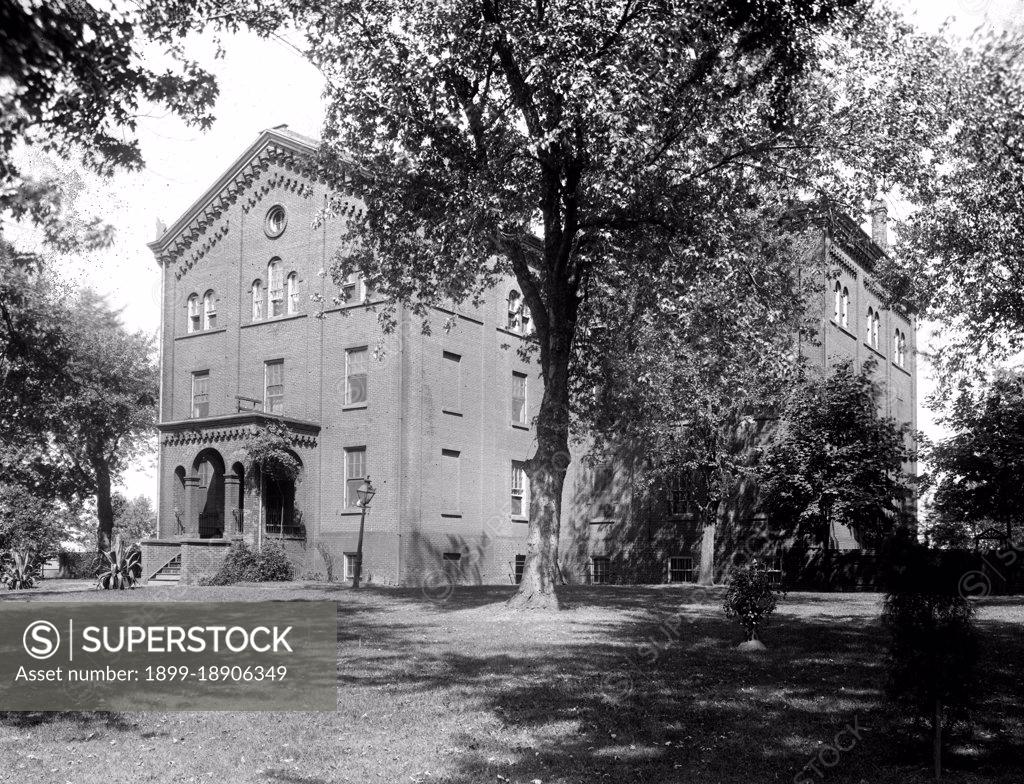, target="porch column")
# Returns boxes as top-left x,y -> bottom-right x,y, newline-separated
183,476 -> 202,538
223,474 -> 241,539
